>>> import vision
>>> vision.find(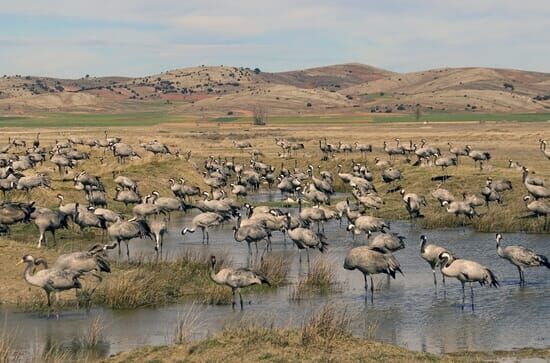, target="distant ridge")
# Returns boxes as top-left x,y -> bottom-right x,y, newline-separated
1,63 -> 549,115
